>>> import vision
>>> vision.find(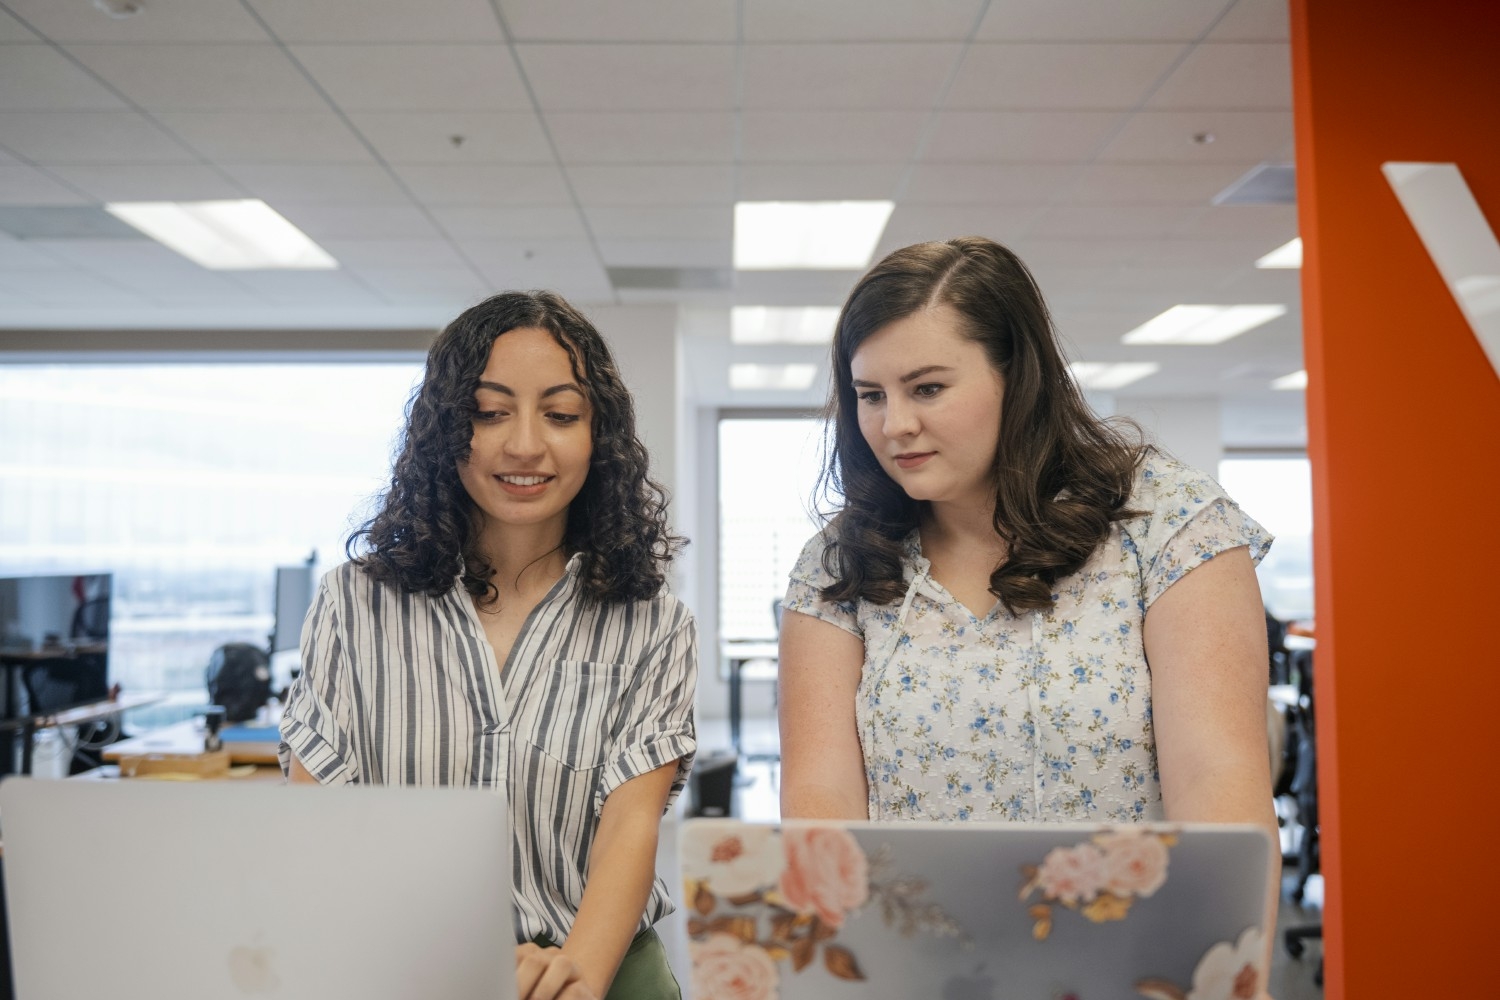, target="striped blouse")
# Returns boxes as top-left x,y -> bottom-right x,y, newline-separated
277,554 -> 698,943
